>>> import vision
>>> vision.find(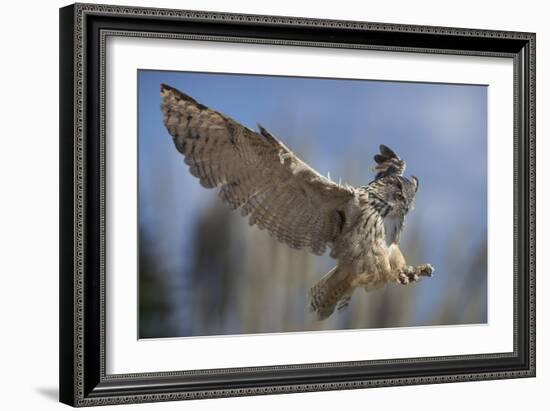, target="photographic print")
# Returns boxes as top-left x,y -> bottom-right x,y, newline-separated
138,70 -> 488,339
